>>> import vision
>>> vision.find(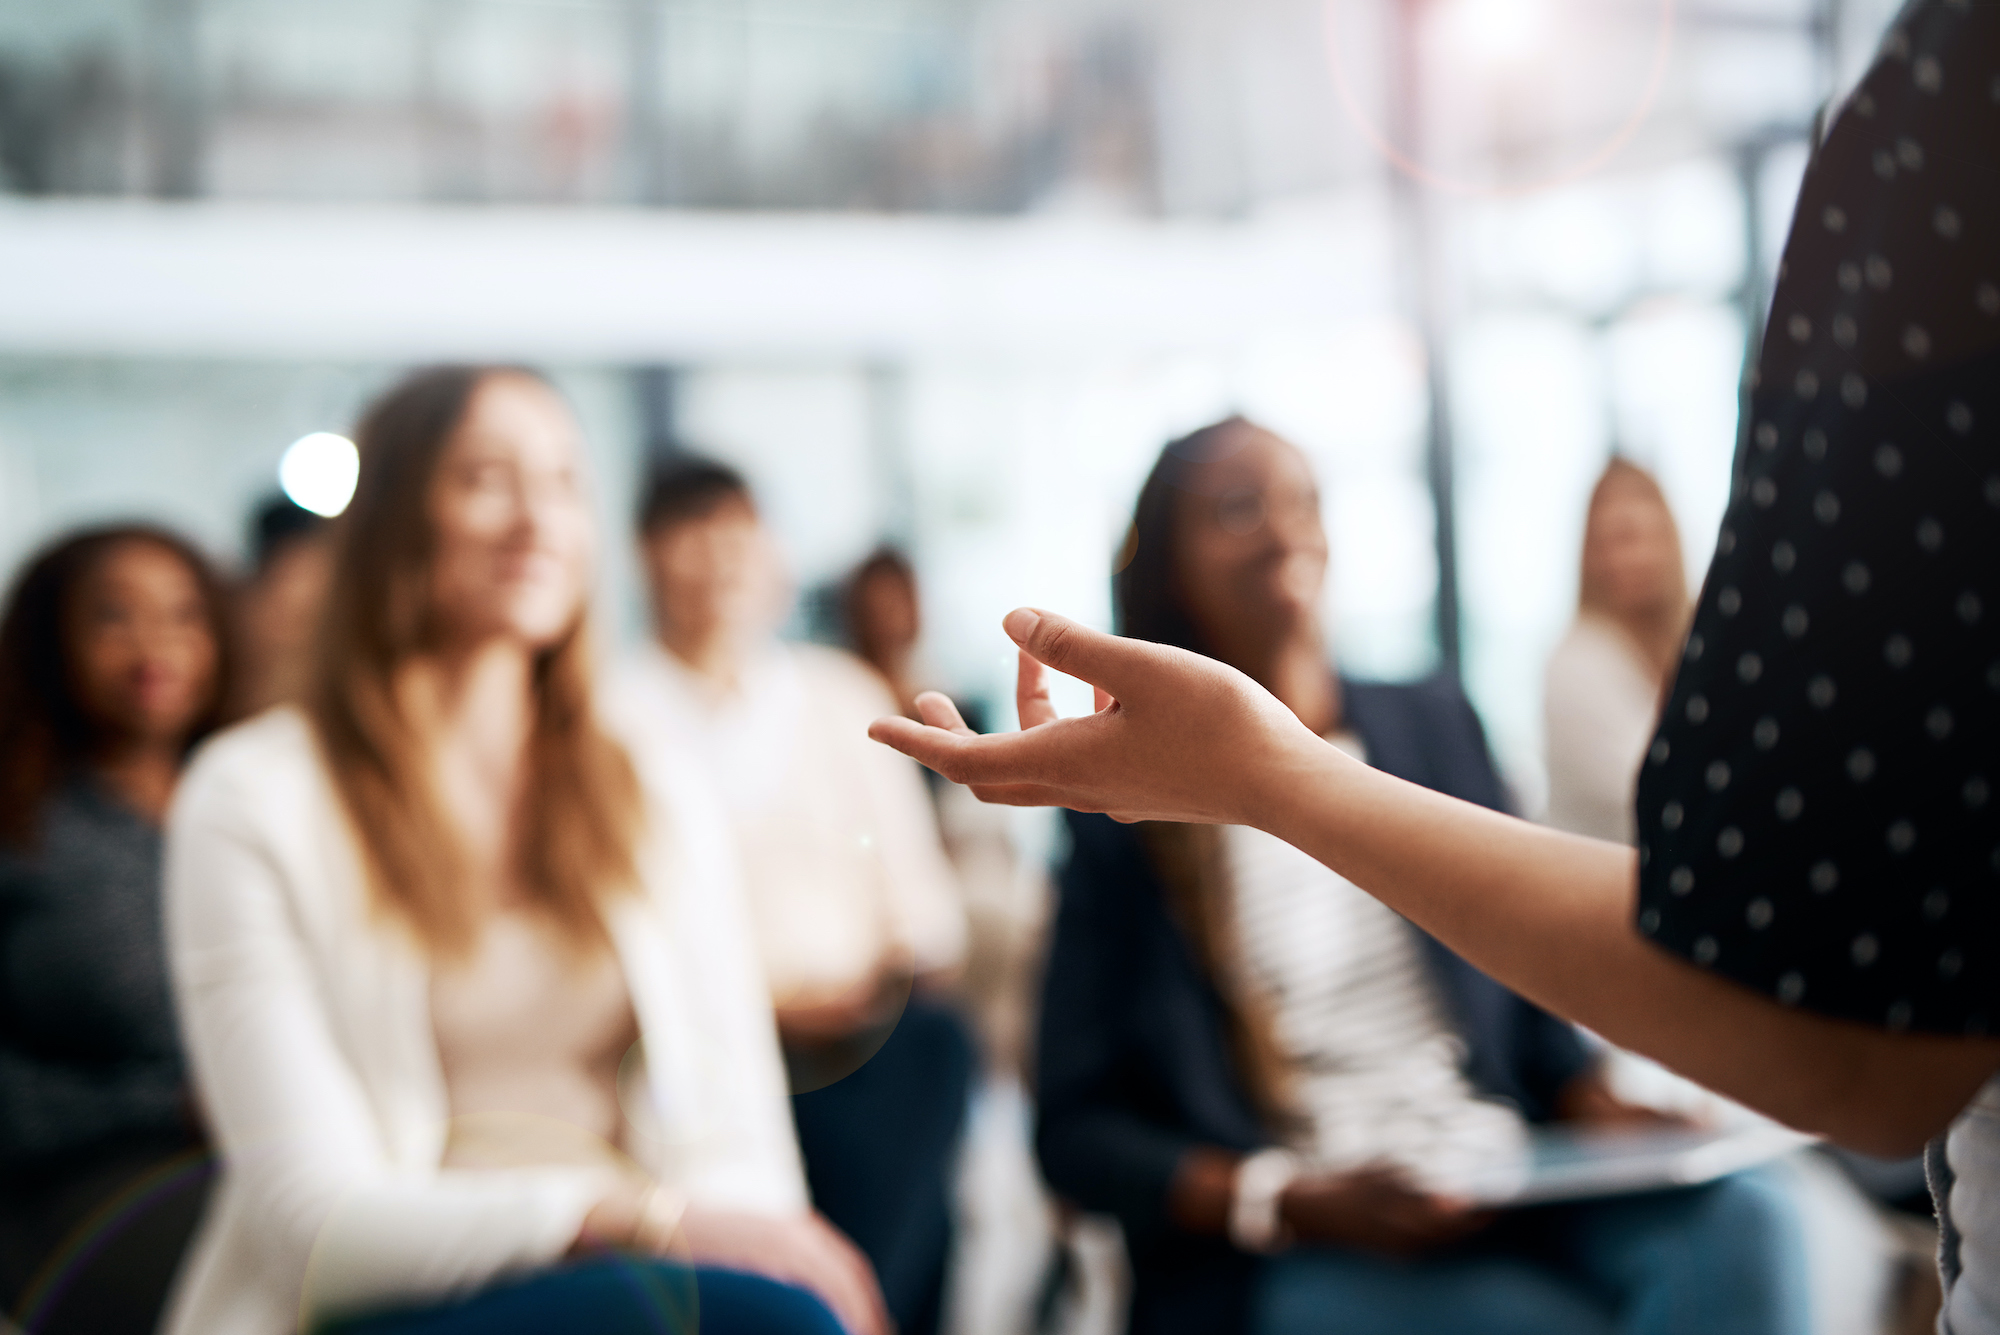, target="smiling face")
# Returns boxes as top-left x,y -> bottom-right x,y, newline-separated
423,373 -> 595,654
1171,425 -> 1330,664
67,539 -> 220,750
